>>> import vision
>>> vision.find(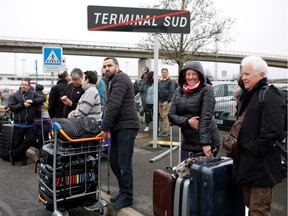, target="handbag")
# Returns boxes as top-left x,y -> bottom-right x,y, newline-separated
222,112 -> 245,161
222,92 -> 257,161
